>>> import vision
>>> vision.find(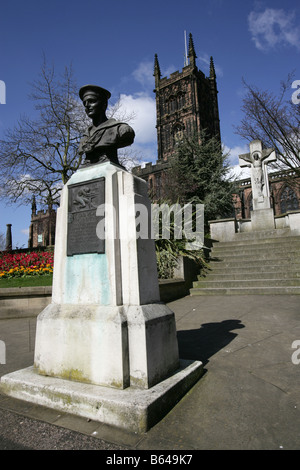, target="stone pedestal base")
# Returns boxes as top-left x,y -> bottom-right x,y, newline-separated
0,360 -> 203,433
33,303 -> 180,390
34,304 -> 130,389
250,208 -> 275,231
